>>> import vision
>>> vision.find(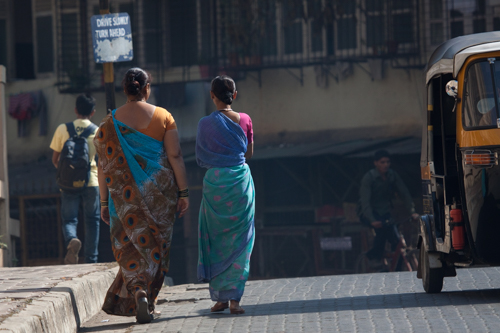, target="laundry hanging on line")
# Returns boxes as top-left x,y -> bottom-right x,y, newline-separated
8,91 -> 48,137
